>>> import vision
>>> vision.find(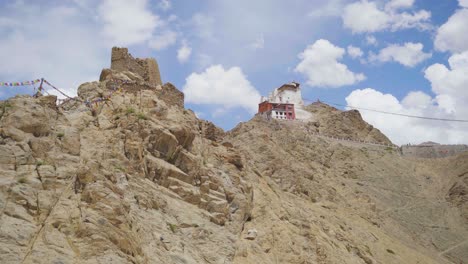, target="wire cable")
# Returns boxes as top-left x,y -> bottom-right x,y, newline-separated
303,98 -> 468,123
